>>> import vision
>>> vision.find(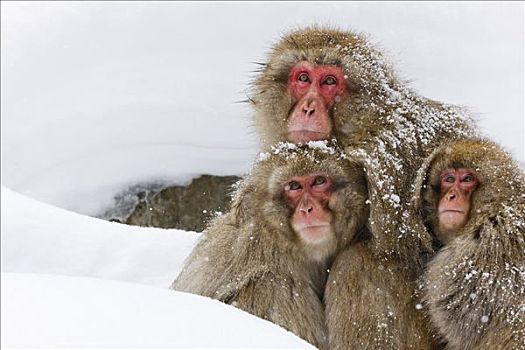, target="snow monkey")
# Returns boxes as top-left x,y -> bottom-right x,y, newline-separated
171,141 -> 369,349
251,26 -> 477,348
252,25 -> 477,266
413,139 -> 525,350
